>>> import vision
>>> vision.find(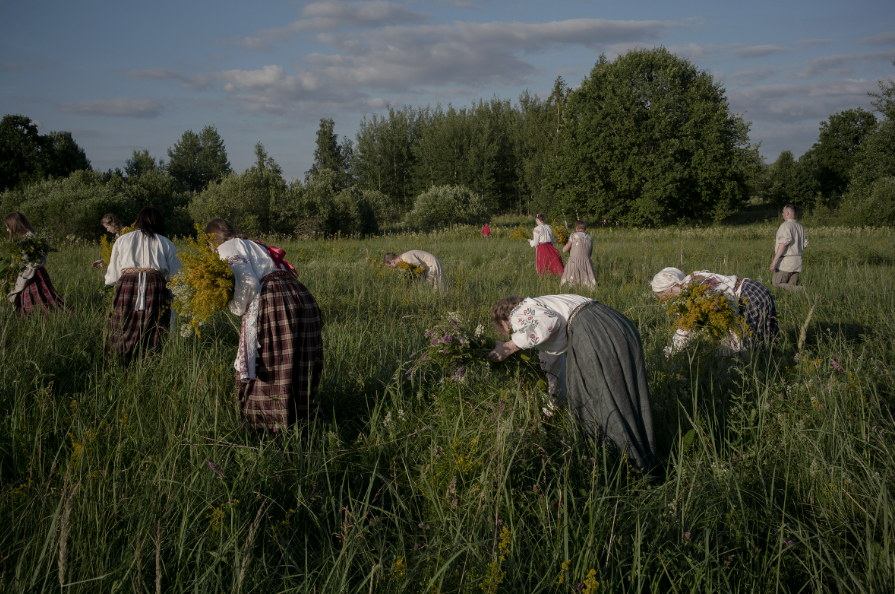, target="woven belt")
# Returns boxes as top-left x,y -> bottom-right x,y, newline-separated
122,268 -> 162,275
261,270 -> 294,282
567,300 -> 595,332
733,277 -> 745,294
